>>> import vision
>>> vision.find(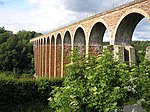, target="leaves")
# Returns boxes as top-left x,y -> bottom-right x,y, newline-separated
49,49 -> 150,112
0,27 -> 41,74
